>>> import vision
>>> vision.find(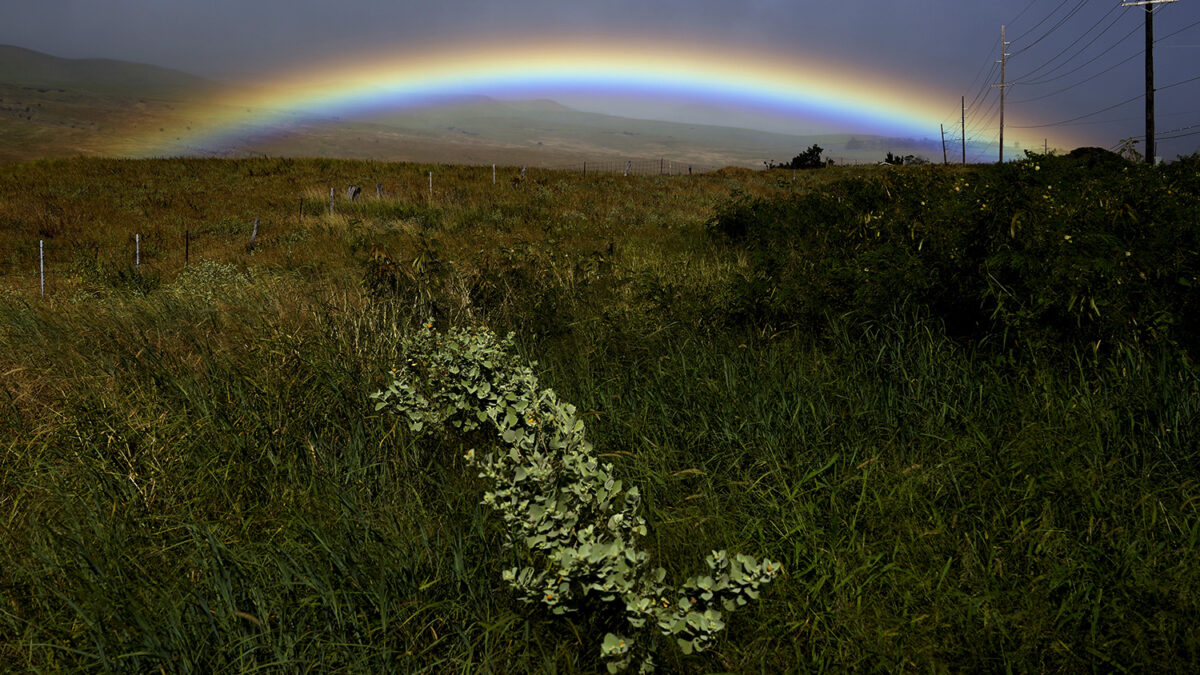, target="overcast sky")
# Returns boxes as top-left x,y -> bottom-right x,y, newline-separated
2,0 -> 1198,159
